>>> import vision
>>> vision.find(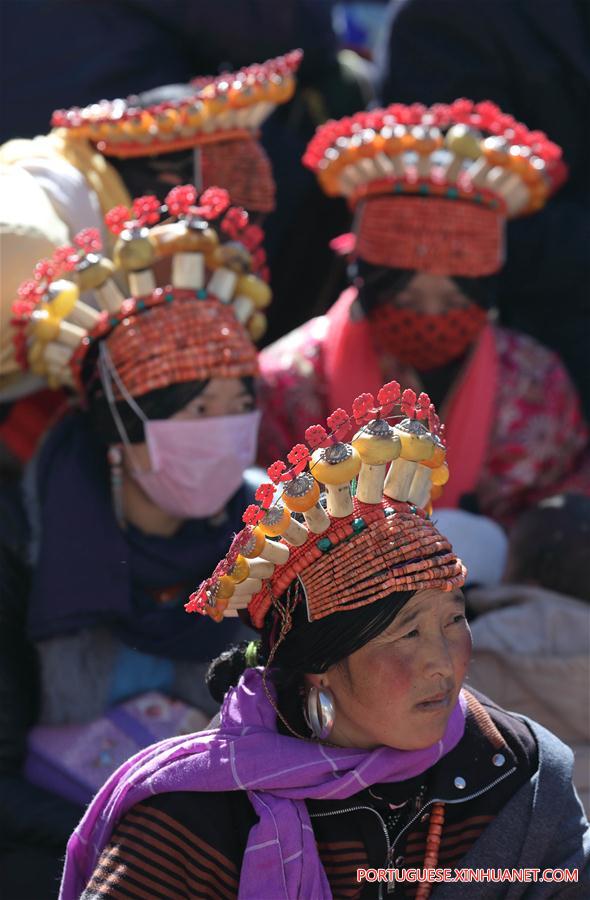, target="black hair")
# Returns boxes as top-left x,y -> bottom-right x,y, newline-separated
206,588 -> 414,704
506,494 -> 590,603
352,260 -> 499,314
86,375 -> 256,445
